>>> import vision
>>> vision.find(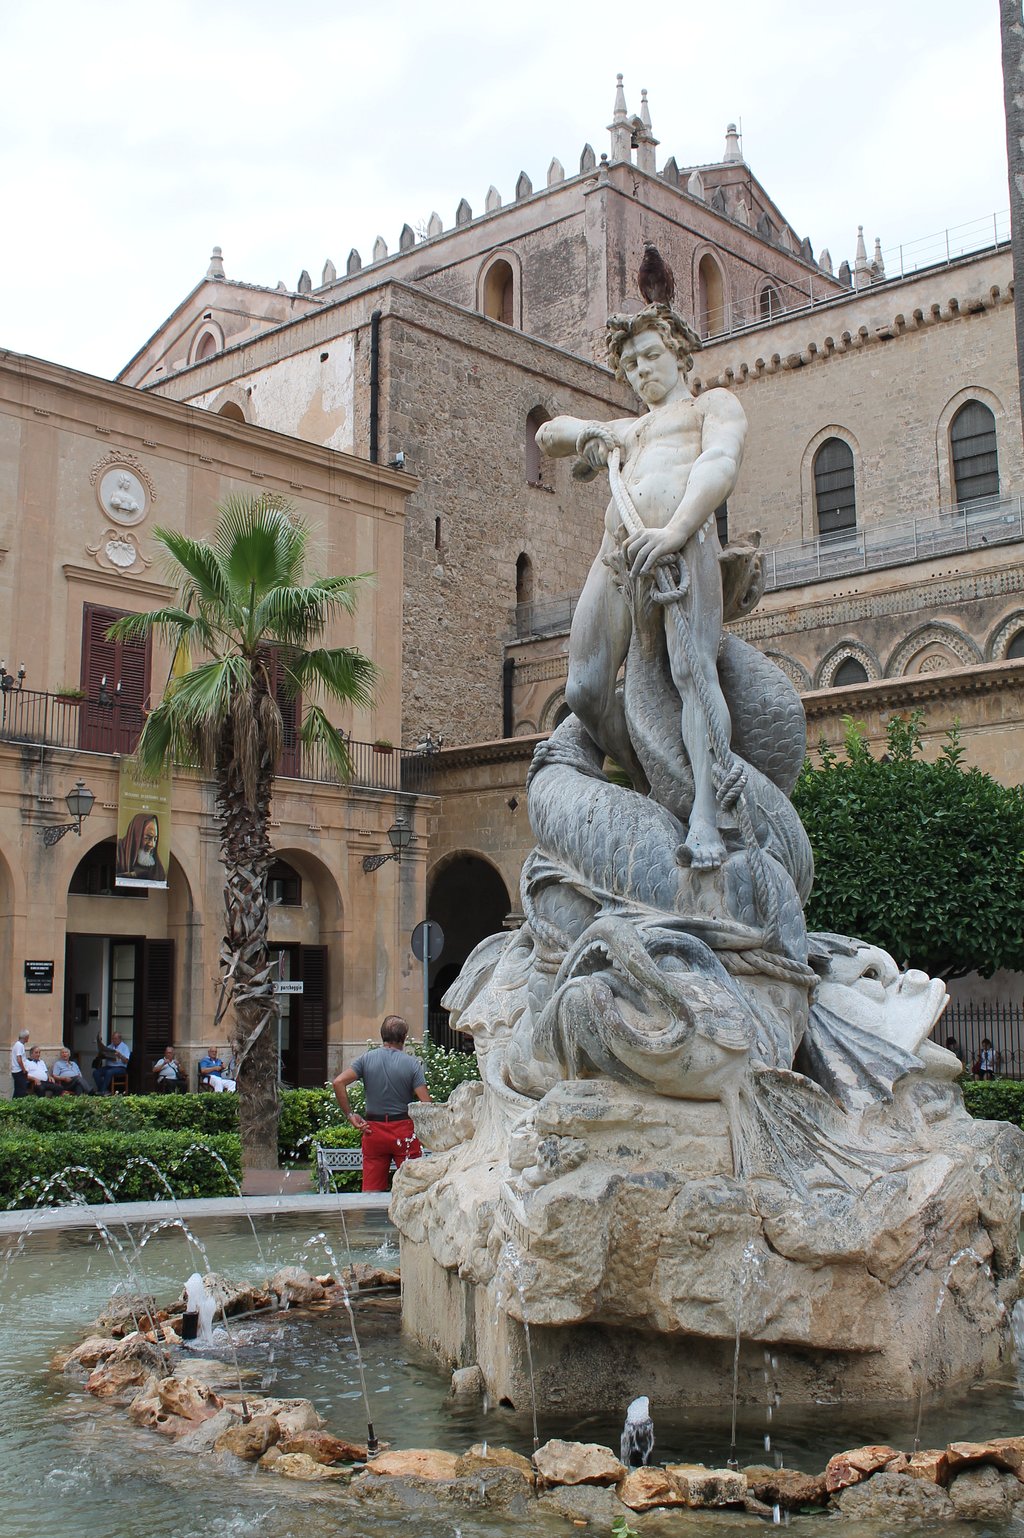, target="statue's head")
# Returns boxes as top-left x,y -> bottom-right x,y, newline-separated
606,304 -> 702,382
